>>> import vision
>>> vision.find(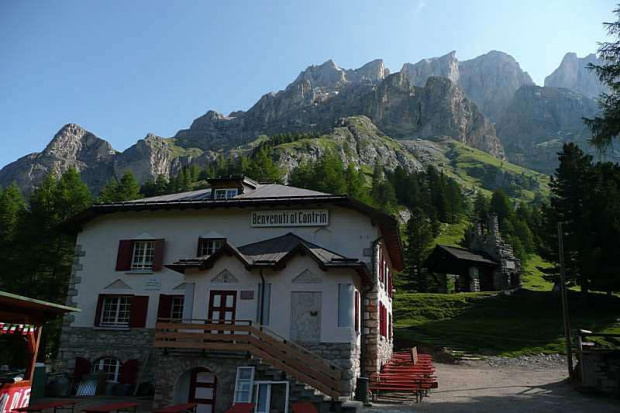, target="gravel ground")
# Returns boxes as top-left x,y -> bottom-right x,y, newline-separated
363,359 -> 620,413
